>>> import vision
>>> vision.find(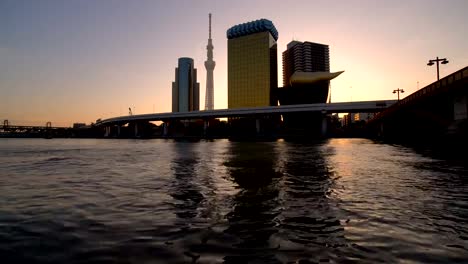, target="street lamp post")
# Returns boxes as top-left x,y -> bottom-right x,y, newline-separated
427,57 -> 449,81
393,88 -> 404,101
